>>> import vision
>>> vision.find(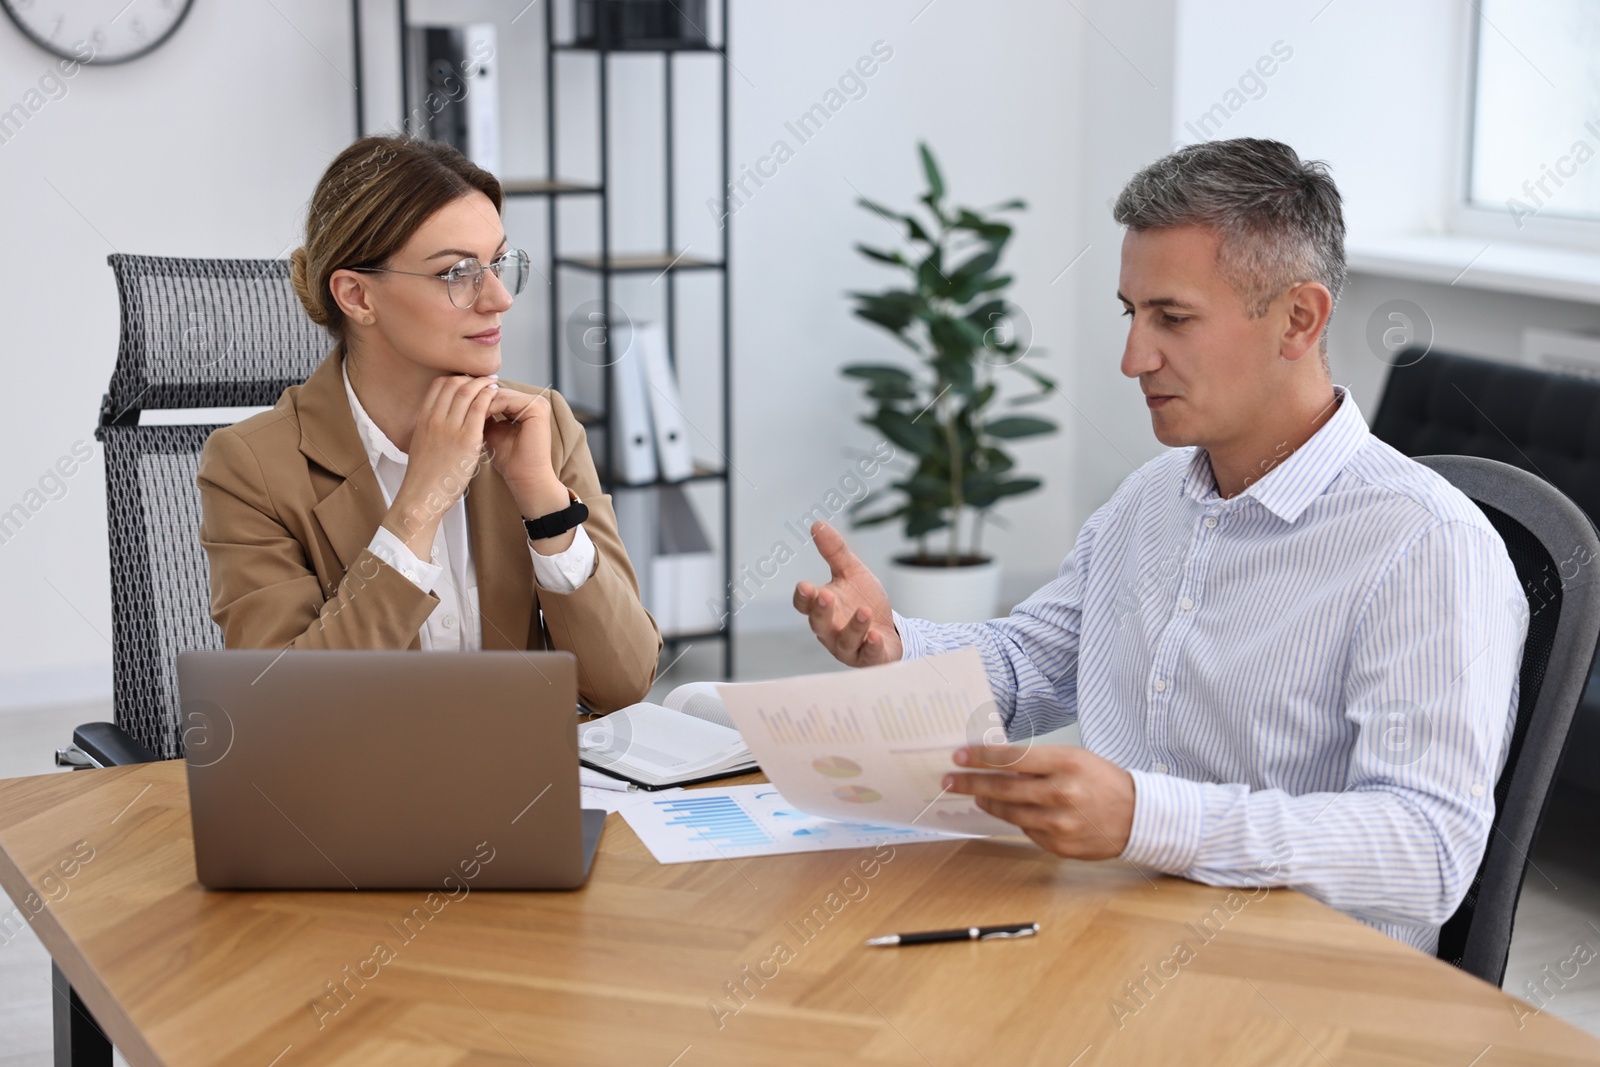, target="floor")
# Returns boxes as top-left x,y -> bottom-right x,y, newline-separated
1,628 -> 1598,1063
